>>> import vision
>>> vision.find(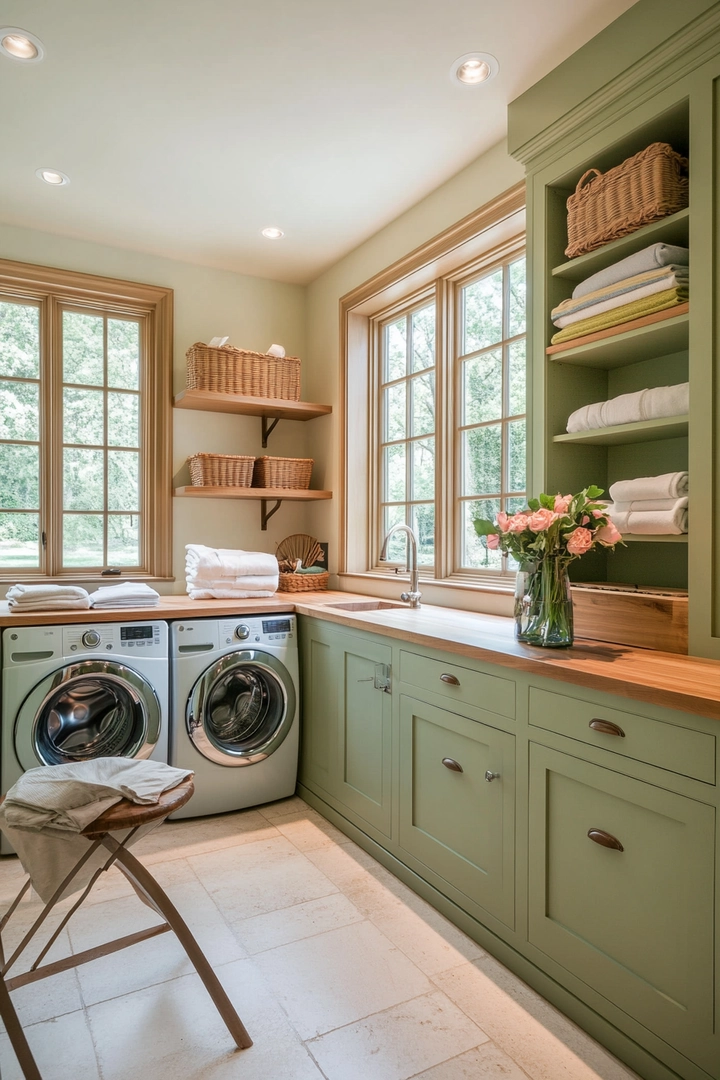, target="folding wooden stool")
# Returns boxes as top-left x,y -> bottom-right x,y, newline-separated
0,779 -> 252,1080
